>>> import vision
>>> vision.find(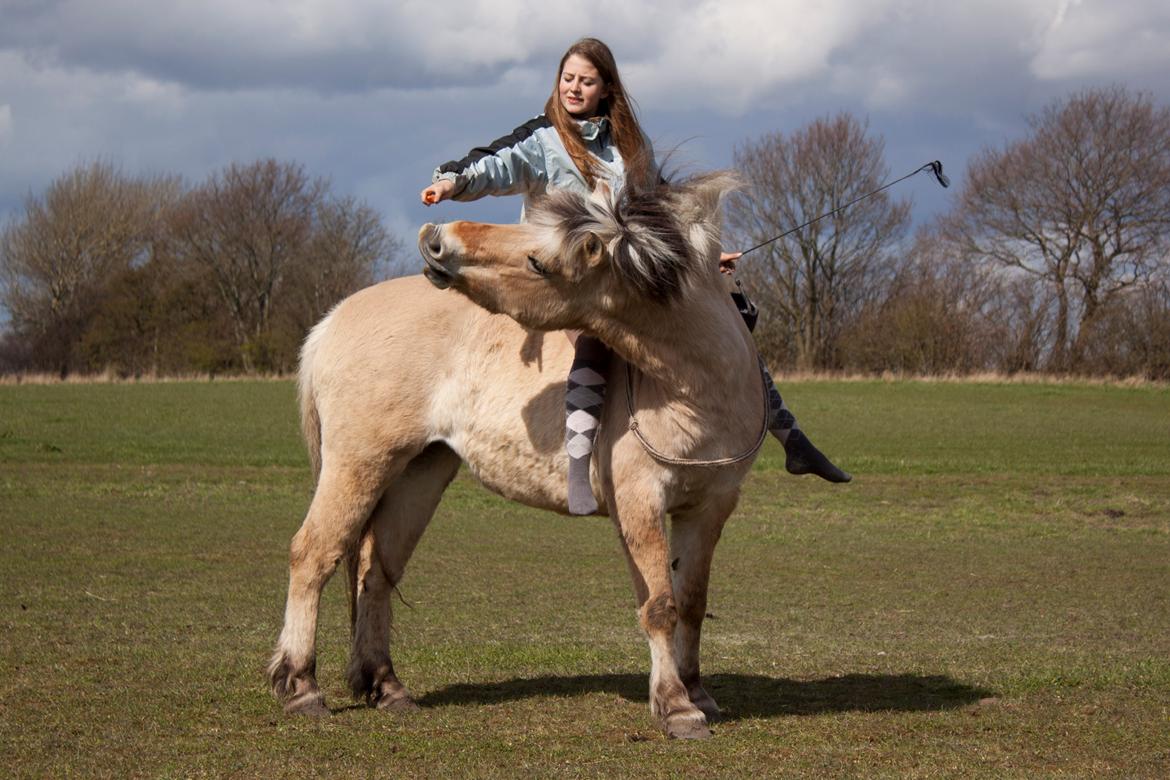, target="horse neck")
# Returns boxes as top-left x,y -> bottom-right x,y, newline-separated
592,287 -> 759,408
